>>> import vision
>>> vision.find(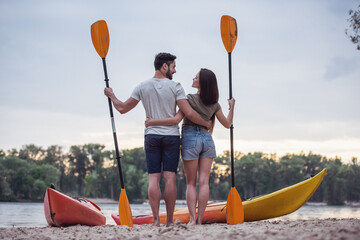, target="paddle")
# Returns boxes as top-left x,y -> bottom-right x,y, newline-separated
91,20 -> 133,227
220,15 -> 244,224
